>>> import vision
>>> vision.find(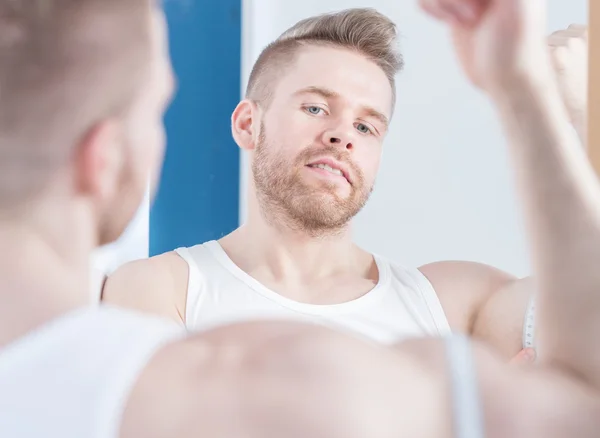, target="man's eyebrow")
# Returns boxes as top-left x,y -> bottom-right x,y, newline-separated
293,86 -> 340,99
363,106 -> 389,128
